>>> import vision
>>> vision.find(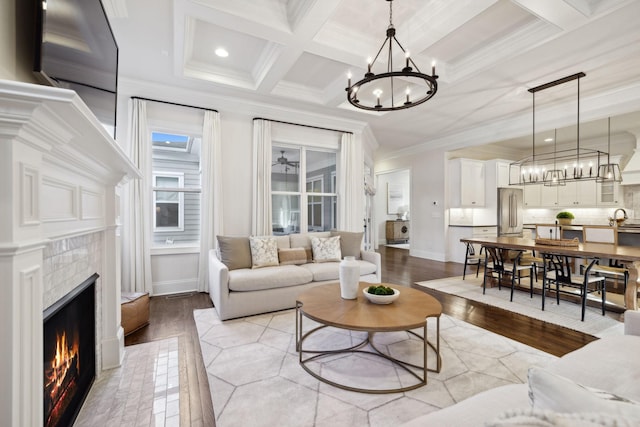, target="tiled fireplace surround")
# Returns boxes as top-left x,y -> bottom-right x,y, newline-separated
0,80 -> 139,426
